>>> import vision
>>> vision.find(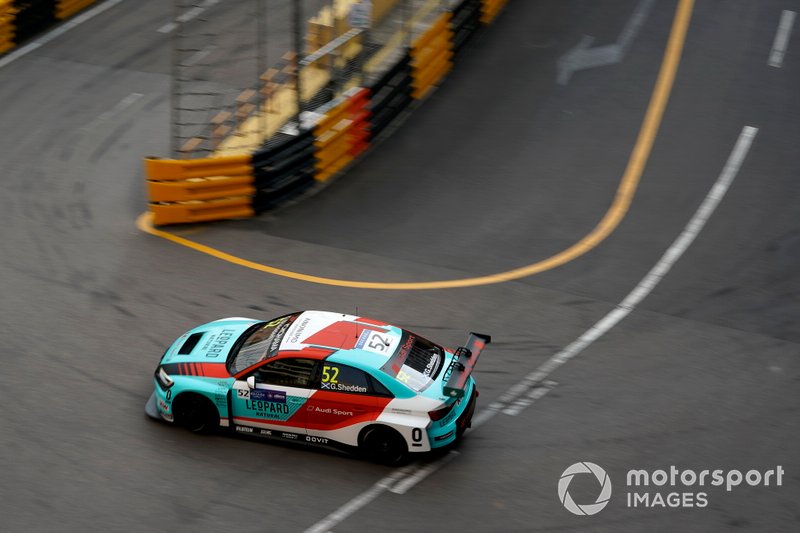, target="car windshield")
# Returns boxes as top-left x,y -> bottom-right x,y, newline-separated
227,313 -> 299,374
380,333 -> 444,392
